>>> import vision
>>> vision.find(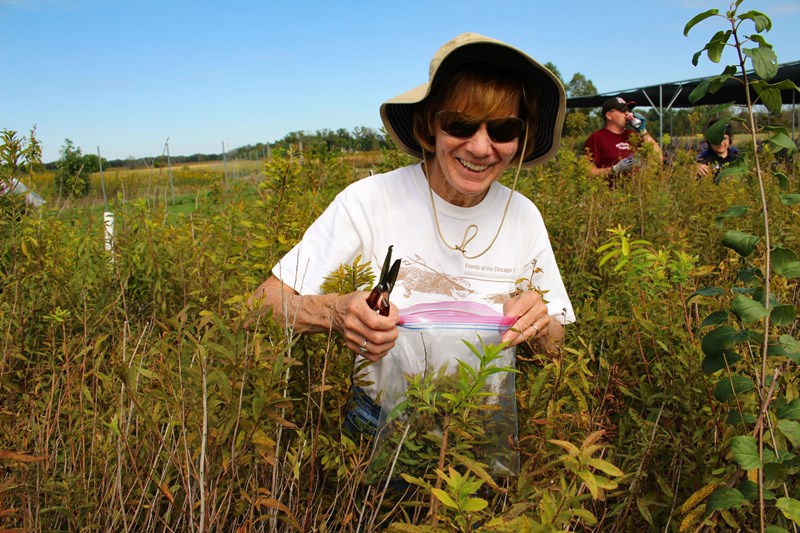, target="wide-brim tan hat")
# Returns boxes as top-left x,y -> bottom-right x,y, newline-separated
380,32 -> 566,168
